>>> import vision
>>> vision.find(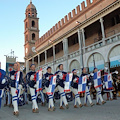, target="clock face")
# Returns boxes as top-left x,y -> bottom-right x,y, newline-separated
26,47 -> 28,54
